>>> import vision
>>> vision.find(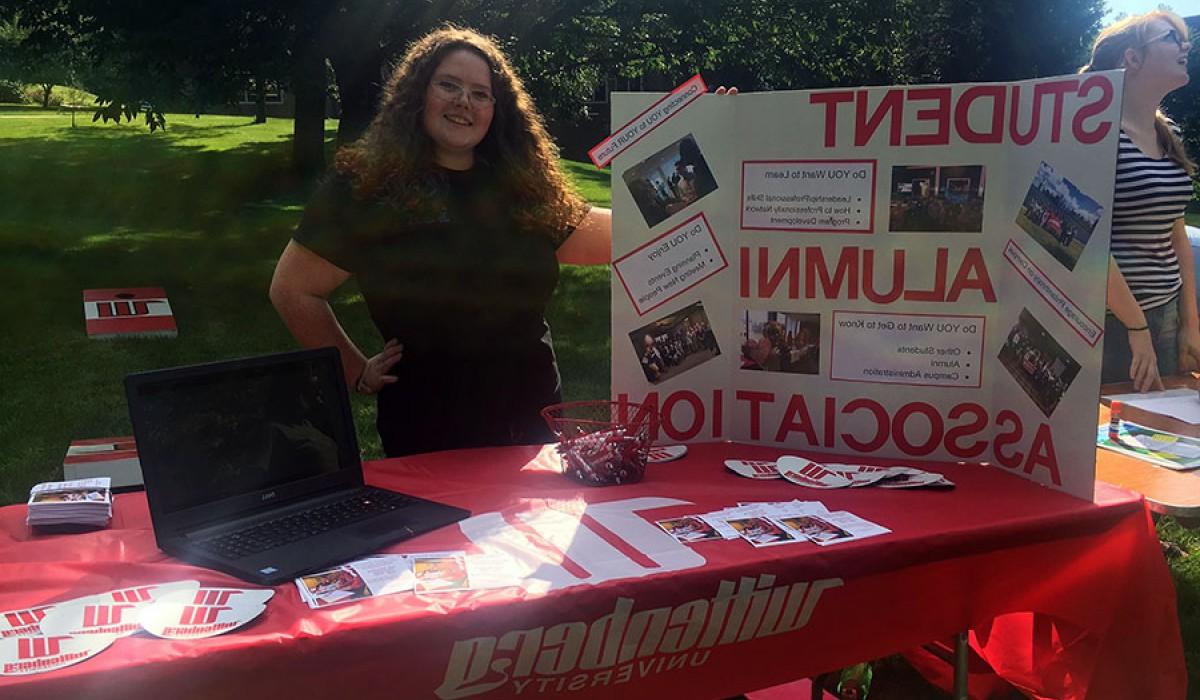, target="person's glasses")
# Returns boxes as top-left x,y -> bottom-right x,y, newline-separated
430,79 -> 495,108
1142,28 -> 1189,51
